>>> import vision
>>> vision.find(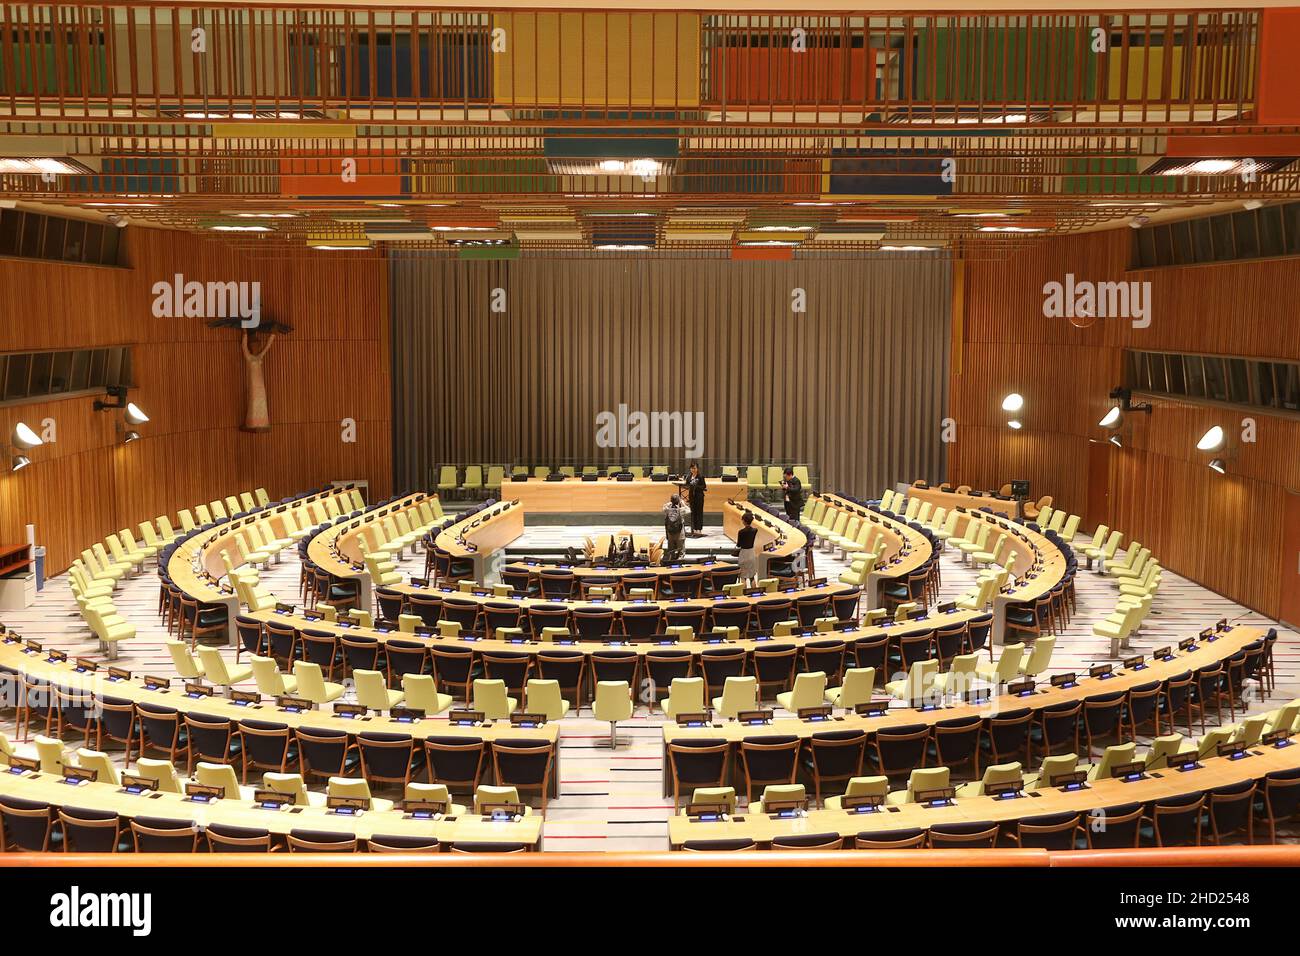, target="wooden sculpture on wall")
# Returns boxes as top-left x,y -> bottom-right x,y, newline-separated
207,318 -> 293,433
